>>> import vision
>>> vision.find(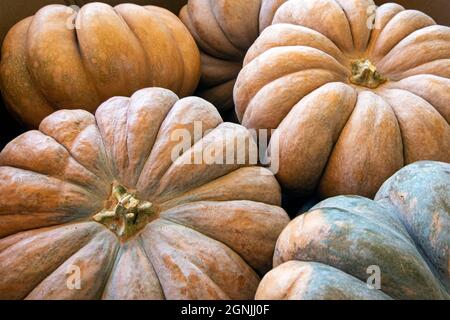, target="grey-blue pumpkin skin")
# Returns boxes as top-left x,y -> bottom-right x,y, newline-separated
257,161 -> 449,300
